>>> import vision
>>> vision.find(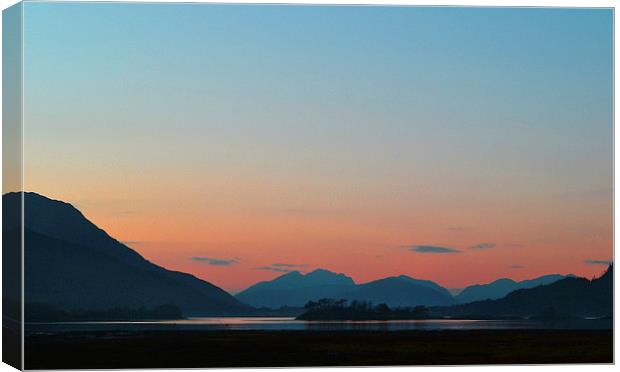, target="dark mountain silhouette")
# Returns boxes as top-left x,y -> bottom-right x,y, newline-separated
236,270 -> 454,308
396,275 -> 454,297
433,266 -> 613,319
235,269 -> 356,308
456,274 -> 571,303
344,276 -> 455,307
5,192 -> 251,318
